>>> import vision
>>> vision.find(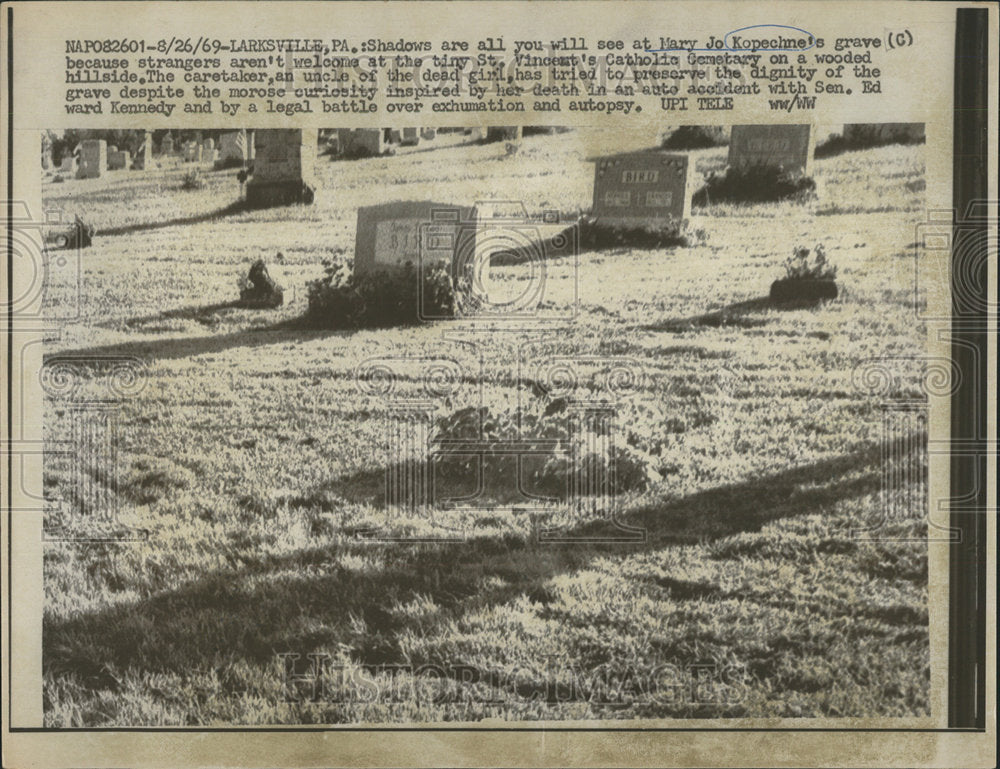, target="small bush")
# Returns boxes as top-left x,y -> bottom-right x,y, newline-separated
213,156 -> 246,171
782,244 -> 837,280
692,164 -> 816,206
340,144 -> 392,160
522,126 -> 573,136
661,125 -> 729,150
179,170 -> 205,191
433,399 -> 665,499
305,260 -> 456,328
578,215 -> 691,250
816,125 -> 925,158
